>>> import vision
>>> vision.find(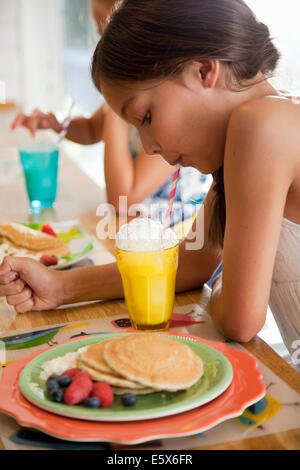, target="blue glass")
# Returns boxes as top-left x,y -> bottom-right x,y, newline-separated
19,144 -> 59,210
